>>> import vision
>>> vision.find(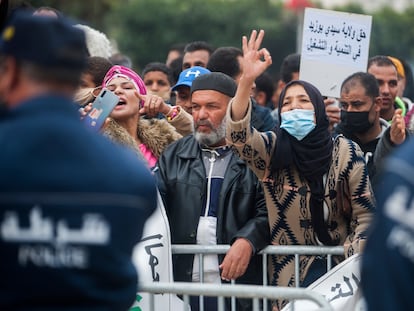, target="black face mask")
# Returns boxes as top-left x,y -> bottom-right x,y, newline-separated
340,110 -> 374,134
